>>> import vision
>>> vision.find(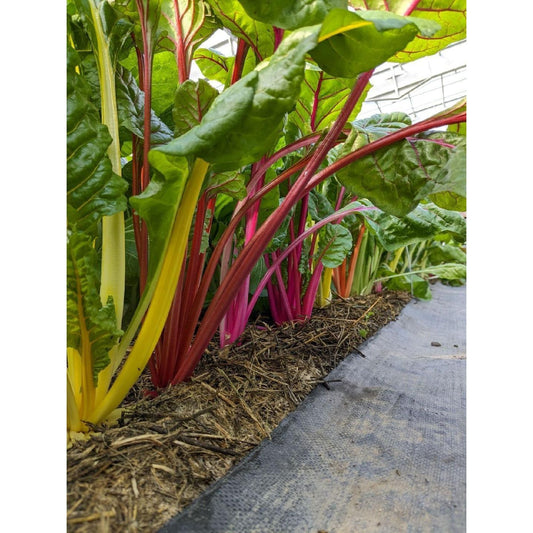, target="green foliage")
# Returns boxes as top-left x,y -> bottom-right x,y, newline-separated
357,201 -> 466,252
349,0 -> 466,60
67,233 -> 123,385
67,46 -> 128,232
172,79 -> 220,137
318,224 -> 353,268
206,0 -> 275,61
237,0 -> 347,30
289,68 -> 361,135
310,9 -> 439,78
137,153 -> 191,278
115,64 -> 173,144
153,26 -> 321,170
337,113 -> 466,217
